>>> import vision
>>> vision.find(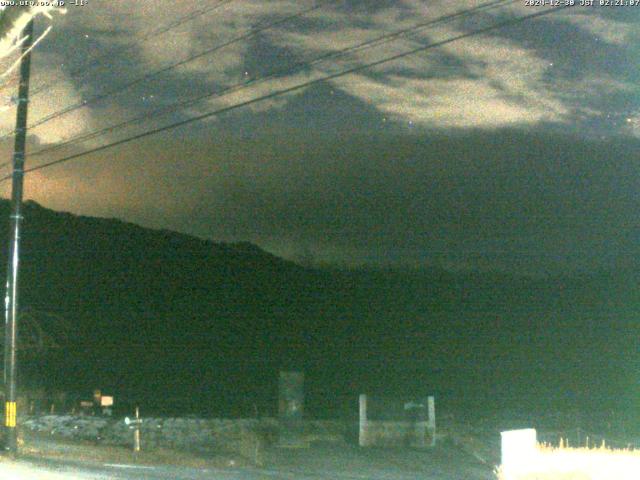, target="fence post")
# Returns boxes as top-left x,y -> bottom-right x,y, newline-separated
359,394 -> 368,447
125,407 -> 142,452
427,396 -> 436,447
133,406 -> 141,452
